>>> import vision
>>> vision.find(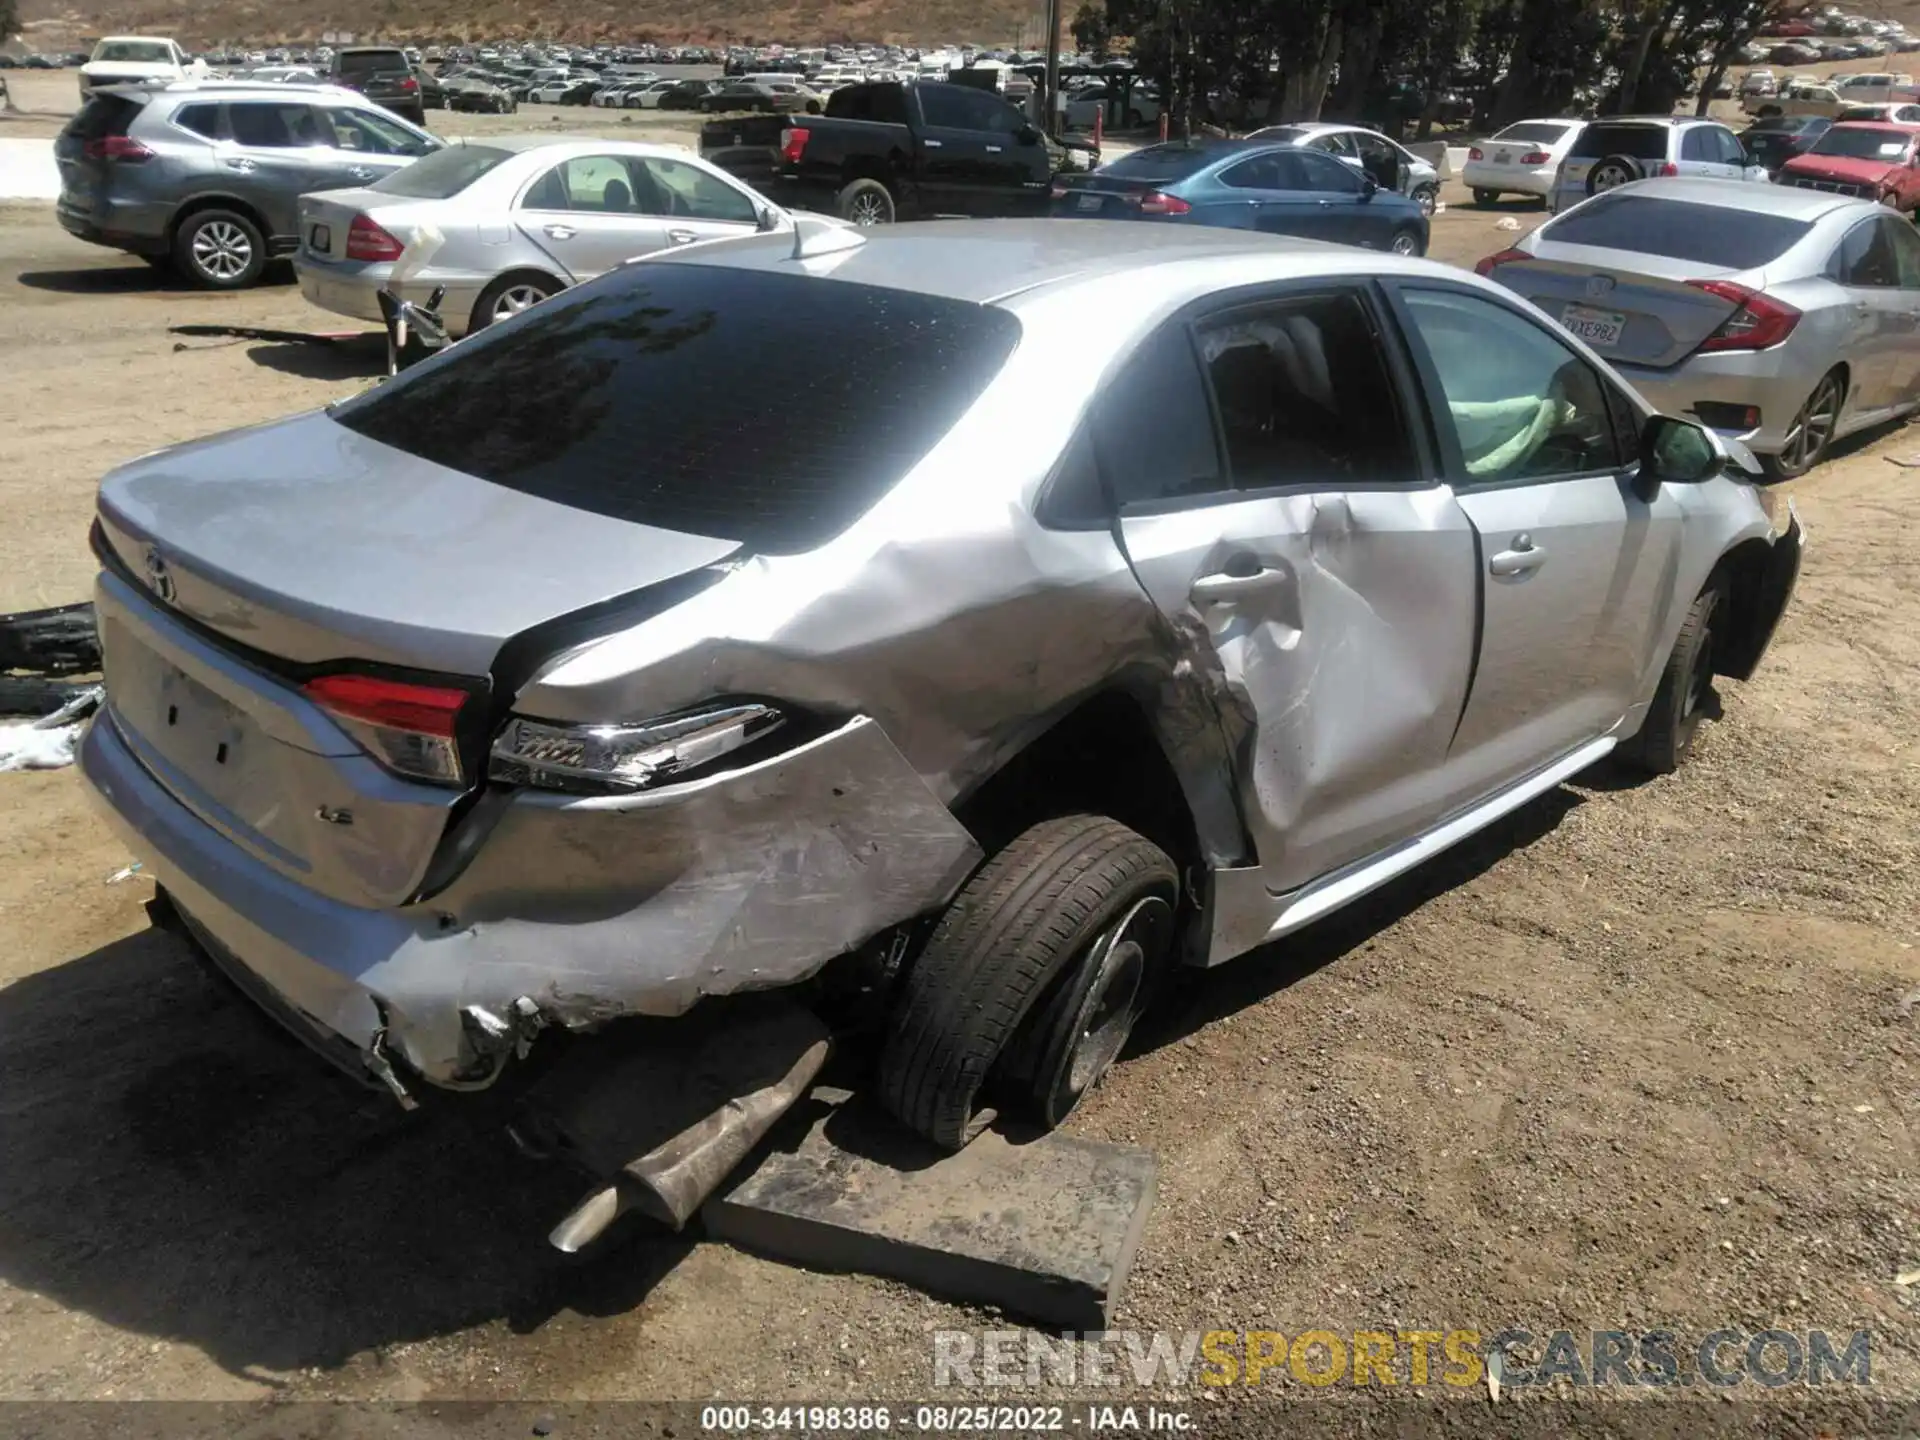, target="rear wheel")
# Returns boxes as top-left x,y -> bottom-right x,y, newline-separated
1413,183 -> 1438,217
1762,368 -> 1844,480
837,177 -> 896,225
1587,155 -> 1641,194
874,816 -> 1178,1151
1472,186 -> 1499,206
173,208 -> 267,290
1388,226 -> 1424,257
470,273 -> 559,332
